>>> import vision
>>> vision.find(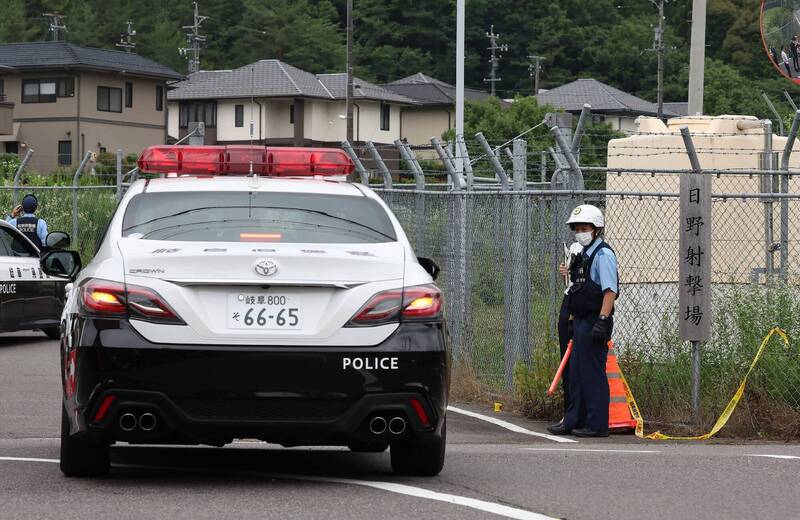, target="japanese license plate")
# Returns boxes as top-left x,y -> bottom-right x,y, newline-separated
227,293 -> 301,330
